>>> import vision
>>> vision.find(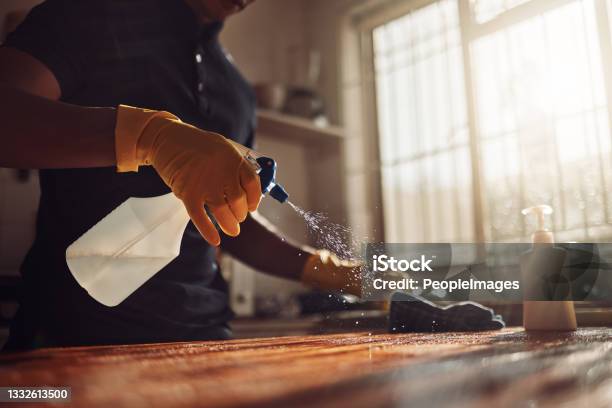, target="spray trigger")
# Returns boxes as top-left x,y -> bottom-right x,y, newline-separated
254,156 -> 289,203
